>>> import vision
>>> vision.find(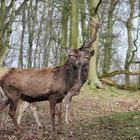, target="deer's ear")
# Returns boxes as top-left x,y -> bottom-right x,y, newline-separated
90,50 -> 95,56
